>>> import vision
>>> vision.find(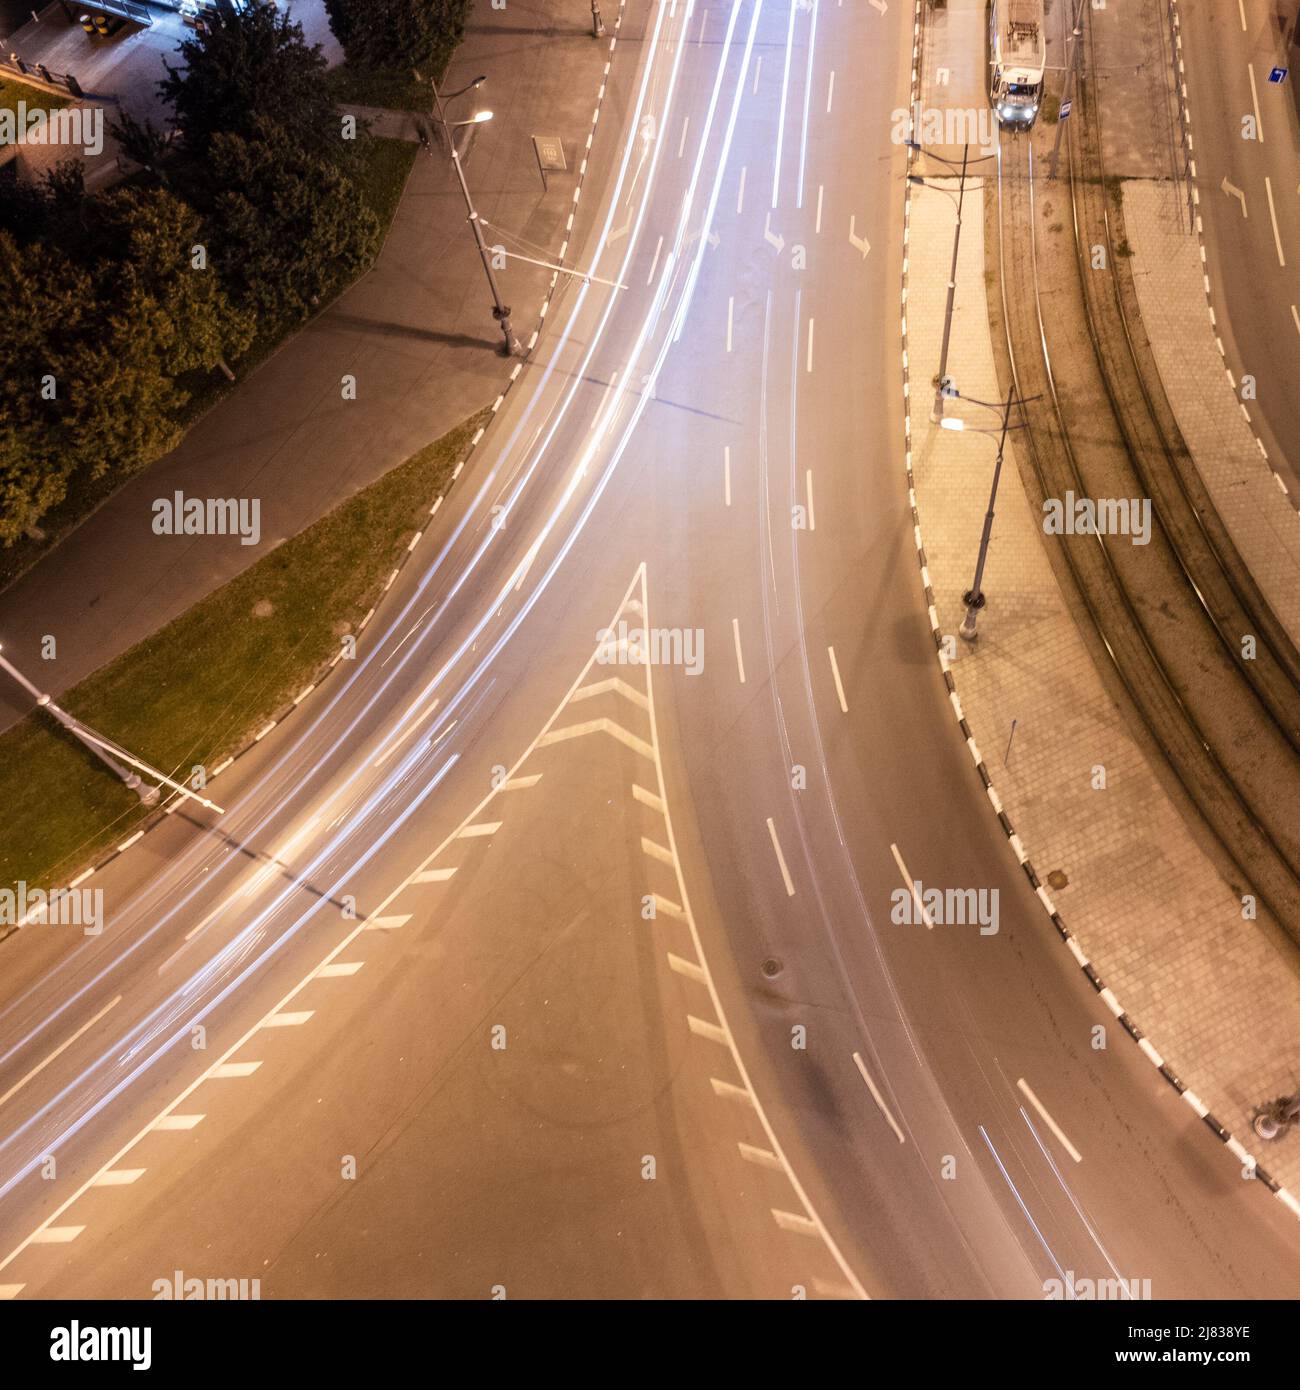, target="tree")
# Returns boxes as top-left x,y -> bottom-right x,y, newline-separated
159,2 -> 346,168
324,0 -> 474,72
0,187 -> 256,545
0,234 -> 186,545
203,124 -> 379,327
0,234 -> 84,542
83,186 -> 255,376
